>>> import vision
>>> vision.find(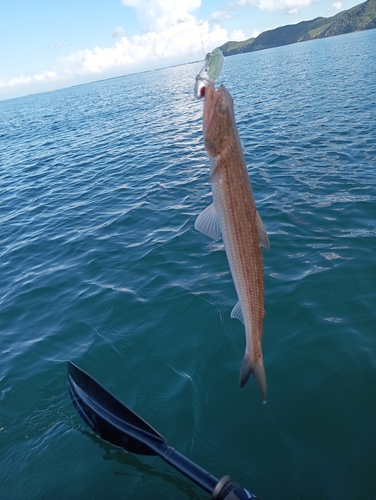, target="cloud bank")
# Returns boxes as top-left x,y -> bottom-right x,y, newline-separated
231,0 -> 313,13
0,0 -> 316,95
0,71 -> 59,90
0,0 -> 227,94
